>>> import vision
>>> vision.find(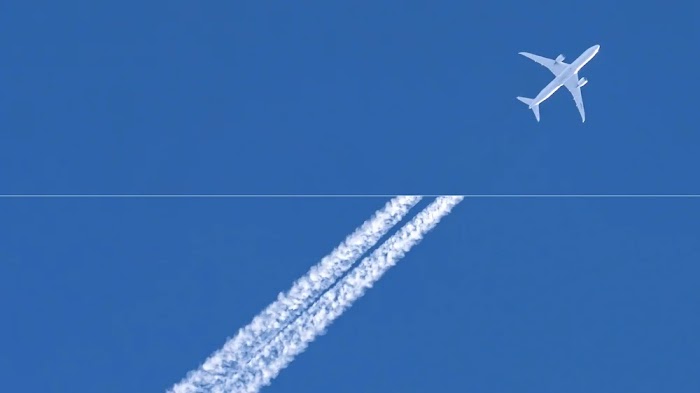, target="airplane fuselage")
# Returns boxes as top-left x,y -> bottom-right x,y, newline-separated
531,45 -> 600,107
